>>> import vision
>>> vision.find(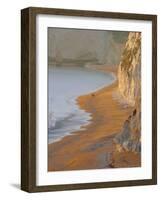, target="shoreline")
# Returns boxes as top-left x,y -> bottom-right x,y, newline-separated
49,66 -> 116,144
48,66 -> 134,171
